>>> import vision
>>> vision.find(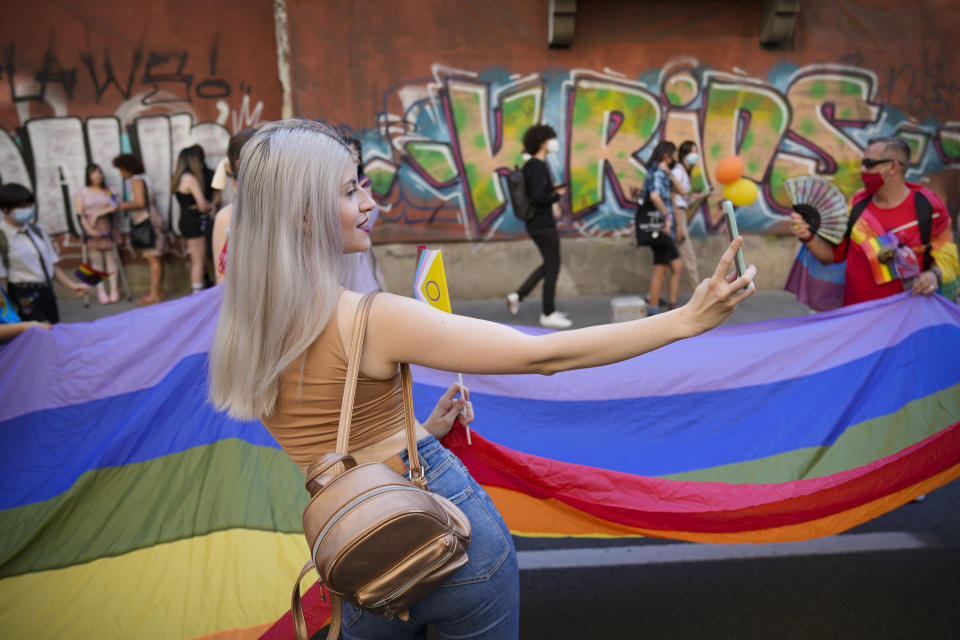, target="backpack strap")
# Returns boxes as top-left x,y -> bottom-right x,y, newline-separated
834,197 -> 871,261
913,191 -> 934,271
291,560 -> 343,640
844,197 -> 871,239
335,292 -> 426,489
